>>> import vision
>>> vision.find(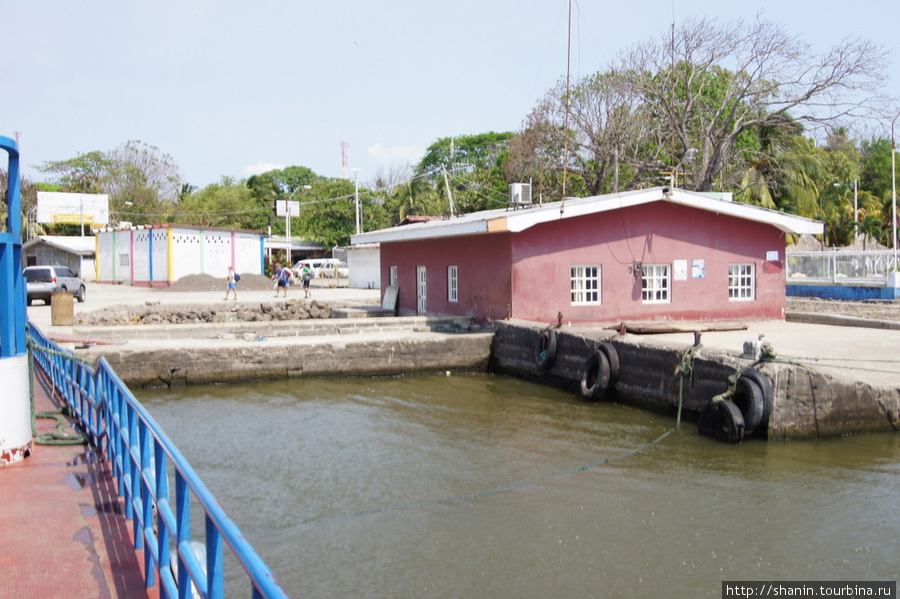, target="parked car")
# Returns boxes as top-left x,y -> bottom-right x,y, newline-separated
293,259 -> 349,279
24,265 -> 86,305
